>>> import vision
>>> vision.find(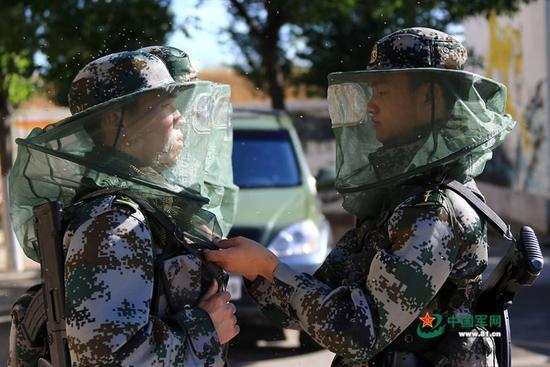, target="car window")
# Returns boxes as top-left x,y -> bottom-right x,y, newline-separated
232,129 -> 301,188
